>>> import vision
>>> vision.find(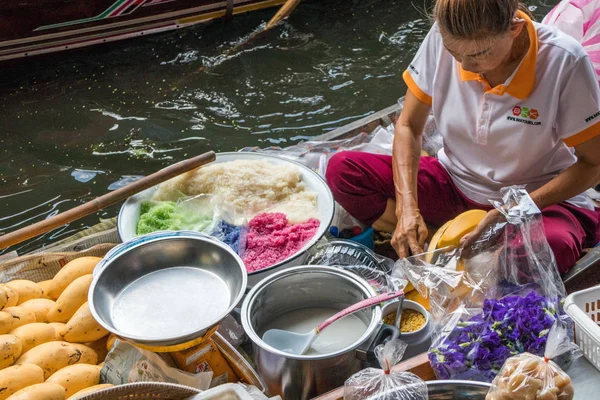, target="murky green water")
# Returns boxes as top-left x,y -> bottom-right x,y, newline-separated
0,0 -> 555,254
